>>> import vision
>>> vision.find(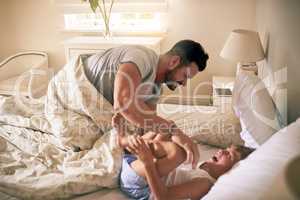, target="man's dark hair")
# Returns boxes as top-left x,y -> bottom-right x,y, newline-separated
167,39 -> 209,71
